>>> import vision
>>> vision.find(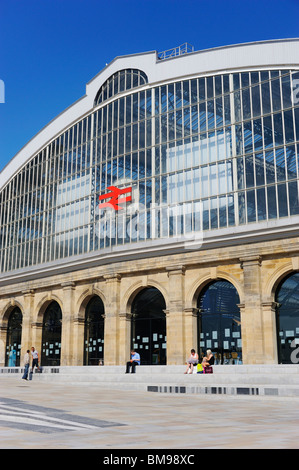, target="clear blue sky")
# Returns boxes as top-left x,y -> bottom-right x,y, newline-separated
0,0 -> 298,171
